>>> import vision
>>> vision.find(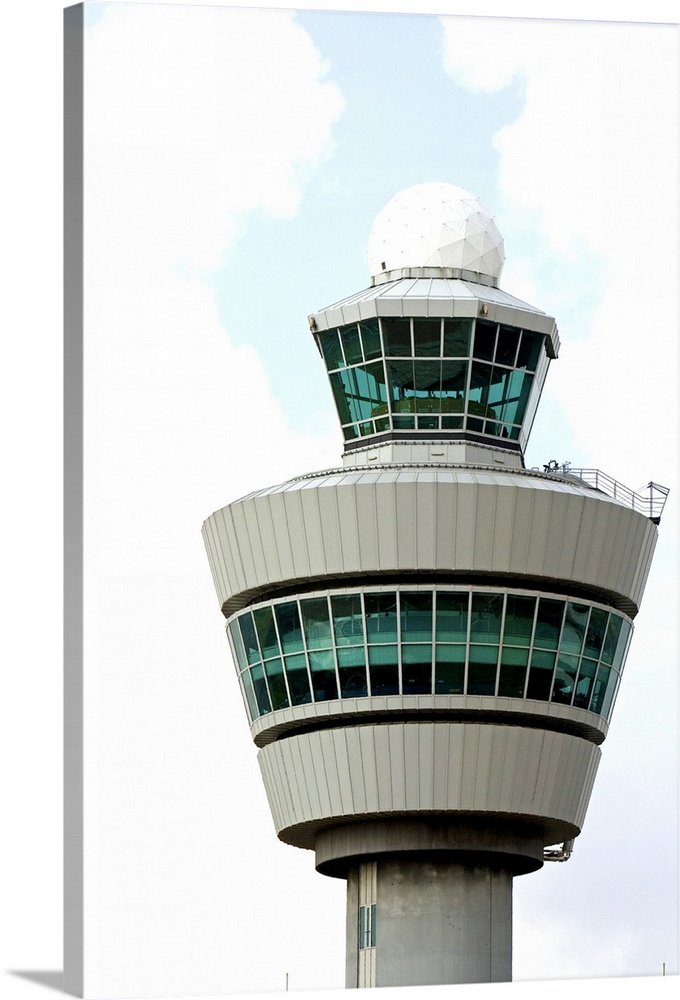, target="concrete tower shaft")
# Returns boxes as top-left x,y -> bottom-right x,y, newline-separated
202,183 -> 665,988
